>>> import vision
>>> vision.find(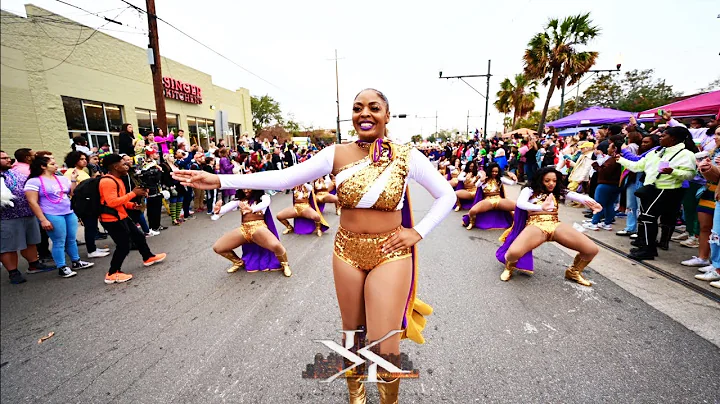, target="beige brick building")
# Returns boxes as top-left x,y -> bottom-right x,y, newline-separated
1,4 -> 253,159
